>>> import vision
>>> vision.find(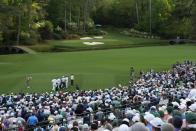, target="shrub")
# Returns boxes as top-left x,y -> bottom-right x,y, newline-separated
53,33 -> 63,40
53,26 -> 65,40
20,31 -> 40,45
2,30 -> 17,45
64,34 -> 80,40
38,21 -> 54,40
87,28 -> 107,36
